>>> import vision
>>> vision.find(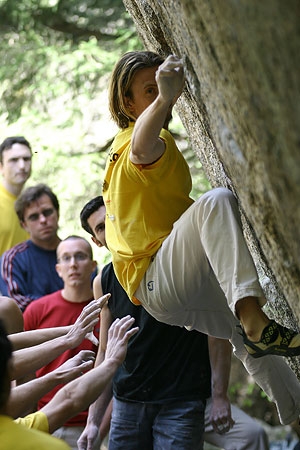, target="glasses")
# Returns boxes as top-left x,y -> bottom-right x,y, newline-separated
26,208 -> 55,222
58,253 -> 90,264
